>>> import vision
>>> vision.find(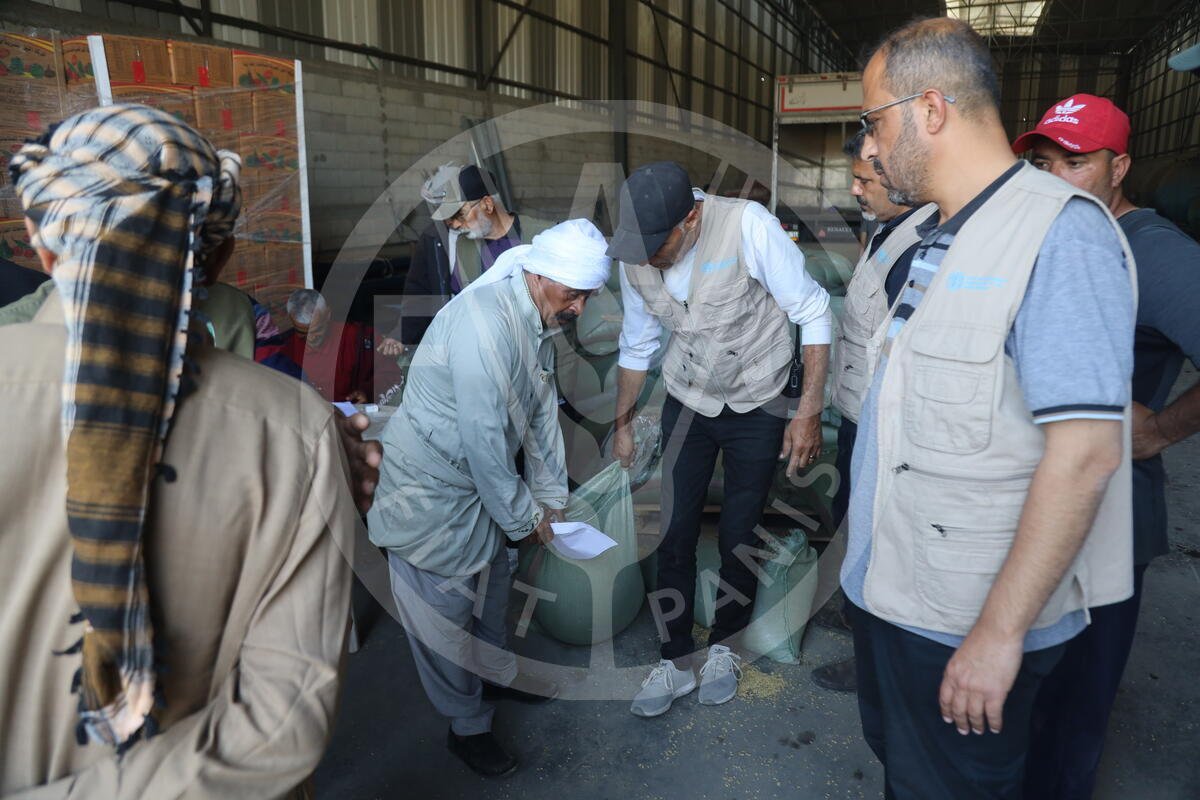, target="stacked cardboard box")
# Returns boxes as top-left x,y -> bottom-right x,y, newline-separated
0,218 -> 37,270
59,35 -> 98,118
2,31 -> 307,318
193,88 -> 254,152
100,35 -> 171,84
110,82 -> 200,128
60,37 -> 92,84
0,34 -> 64,130
95,37 -> 306,323
168,40 -> 232,88
0,34 -> 65,269
236,50 -> 299,138
226,50 -> 303,325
